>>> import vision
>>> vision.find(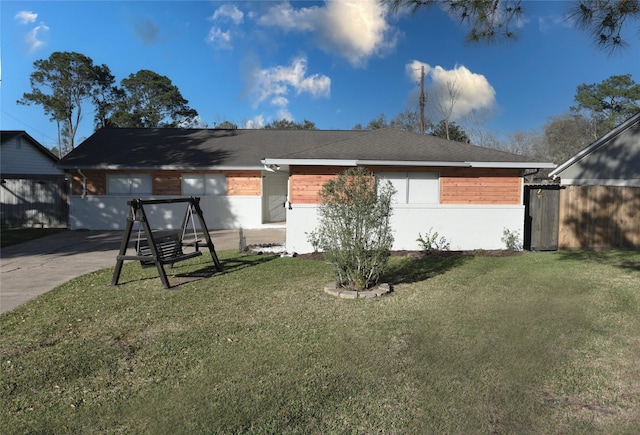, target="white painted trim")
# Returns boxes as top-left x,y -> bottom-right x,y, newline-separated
559,179 -> 640,187
468,161 -> 556,169
357,160 -> 470,167
262,158 -> 554,169
57,165 -> 262,170
262,158 -> 358,166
